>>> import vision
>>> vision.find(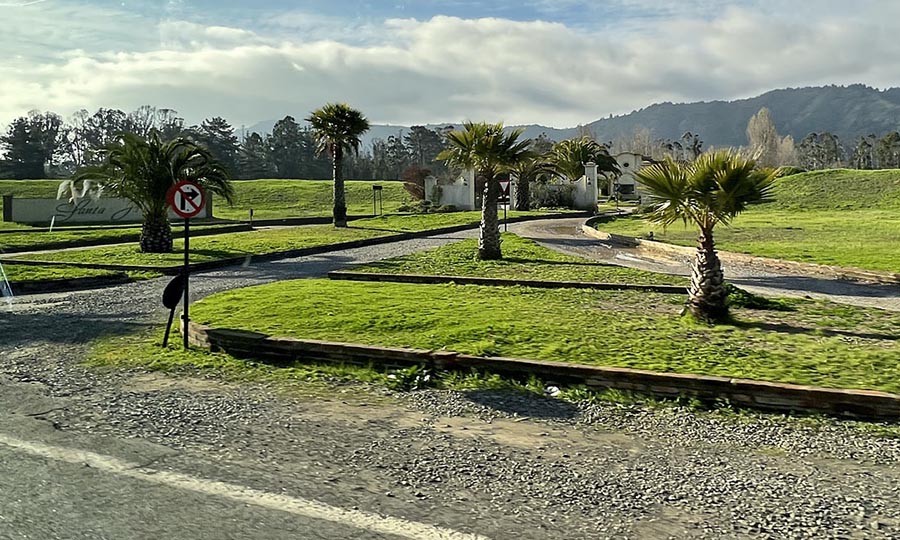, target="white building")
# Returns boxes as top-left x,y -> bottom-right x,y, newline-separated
611,152 -> 652,201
